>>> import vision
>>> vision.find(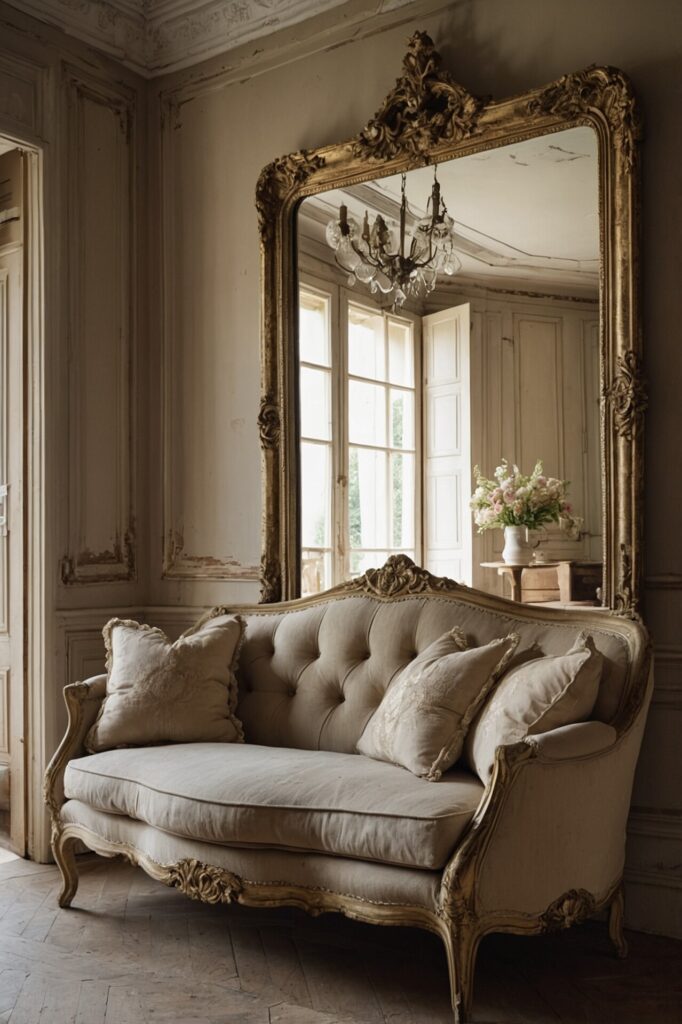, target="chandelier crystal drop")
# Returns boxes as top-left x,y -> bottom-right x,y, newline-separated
325,167 -> 461,309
